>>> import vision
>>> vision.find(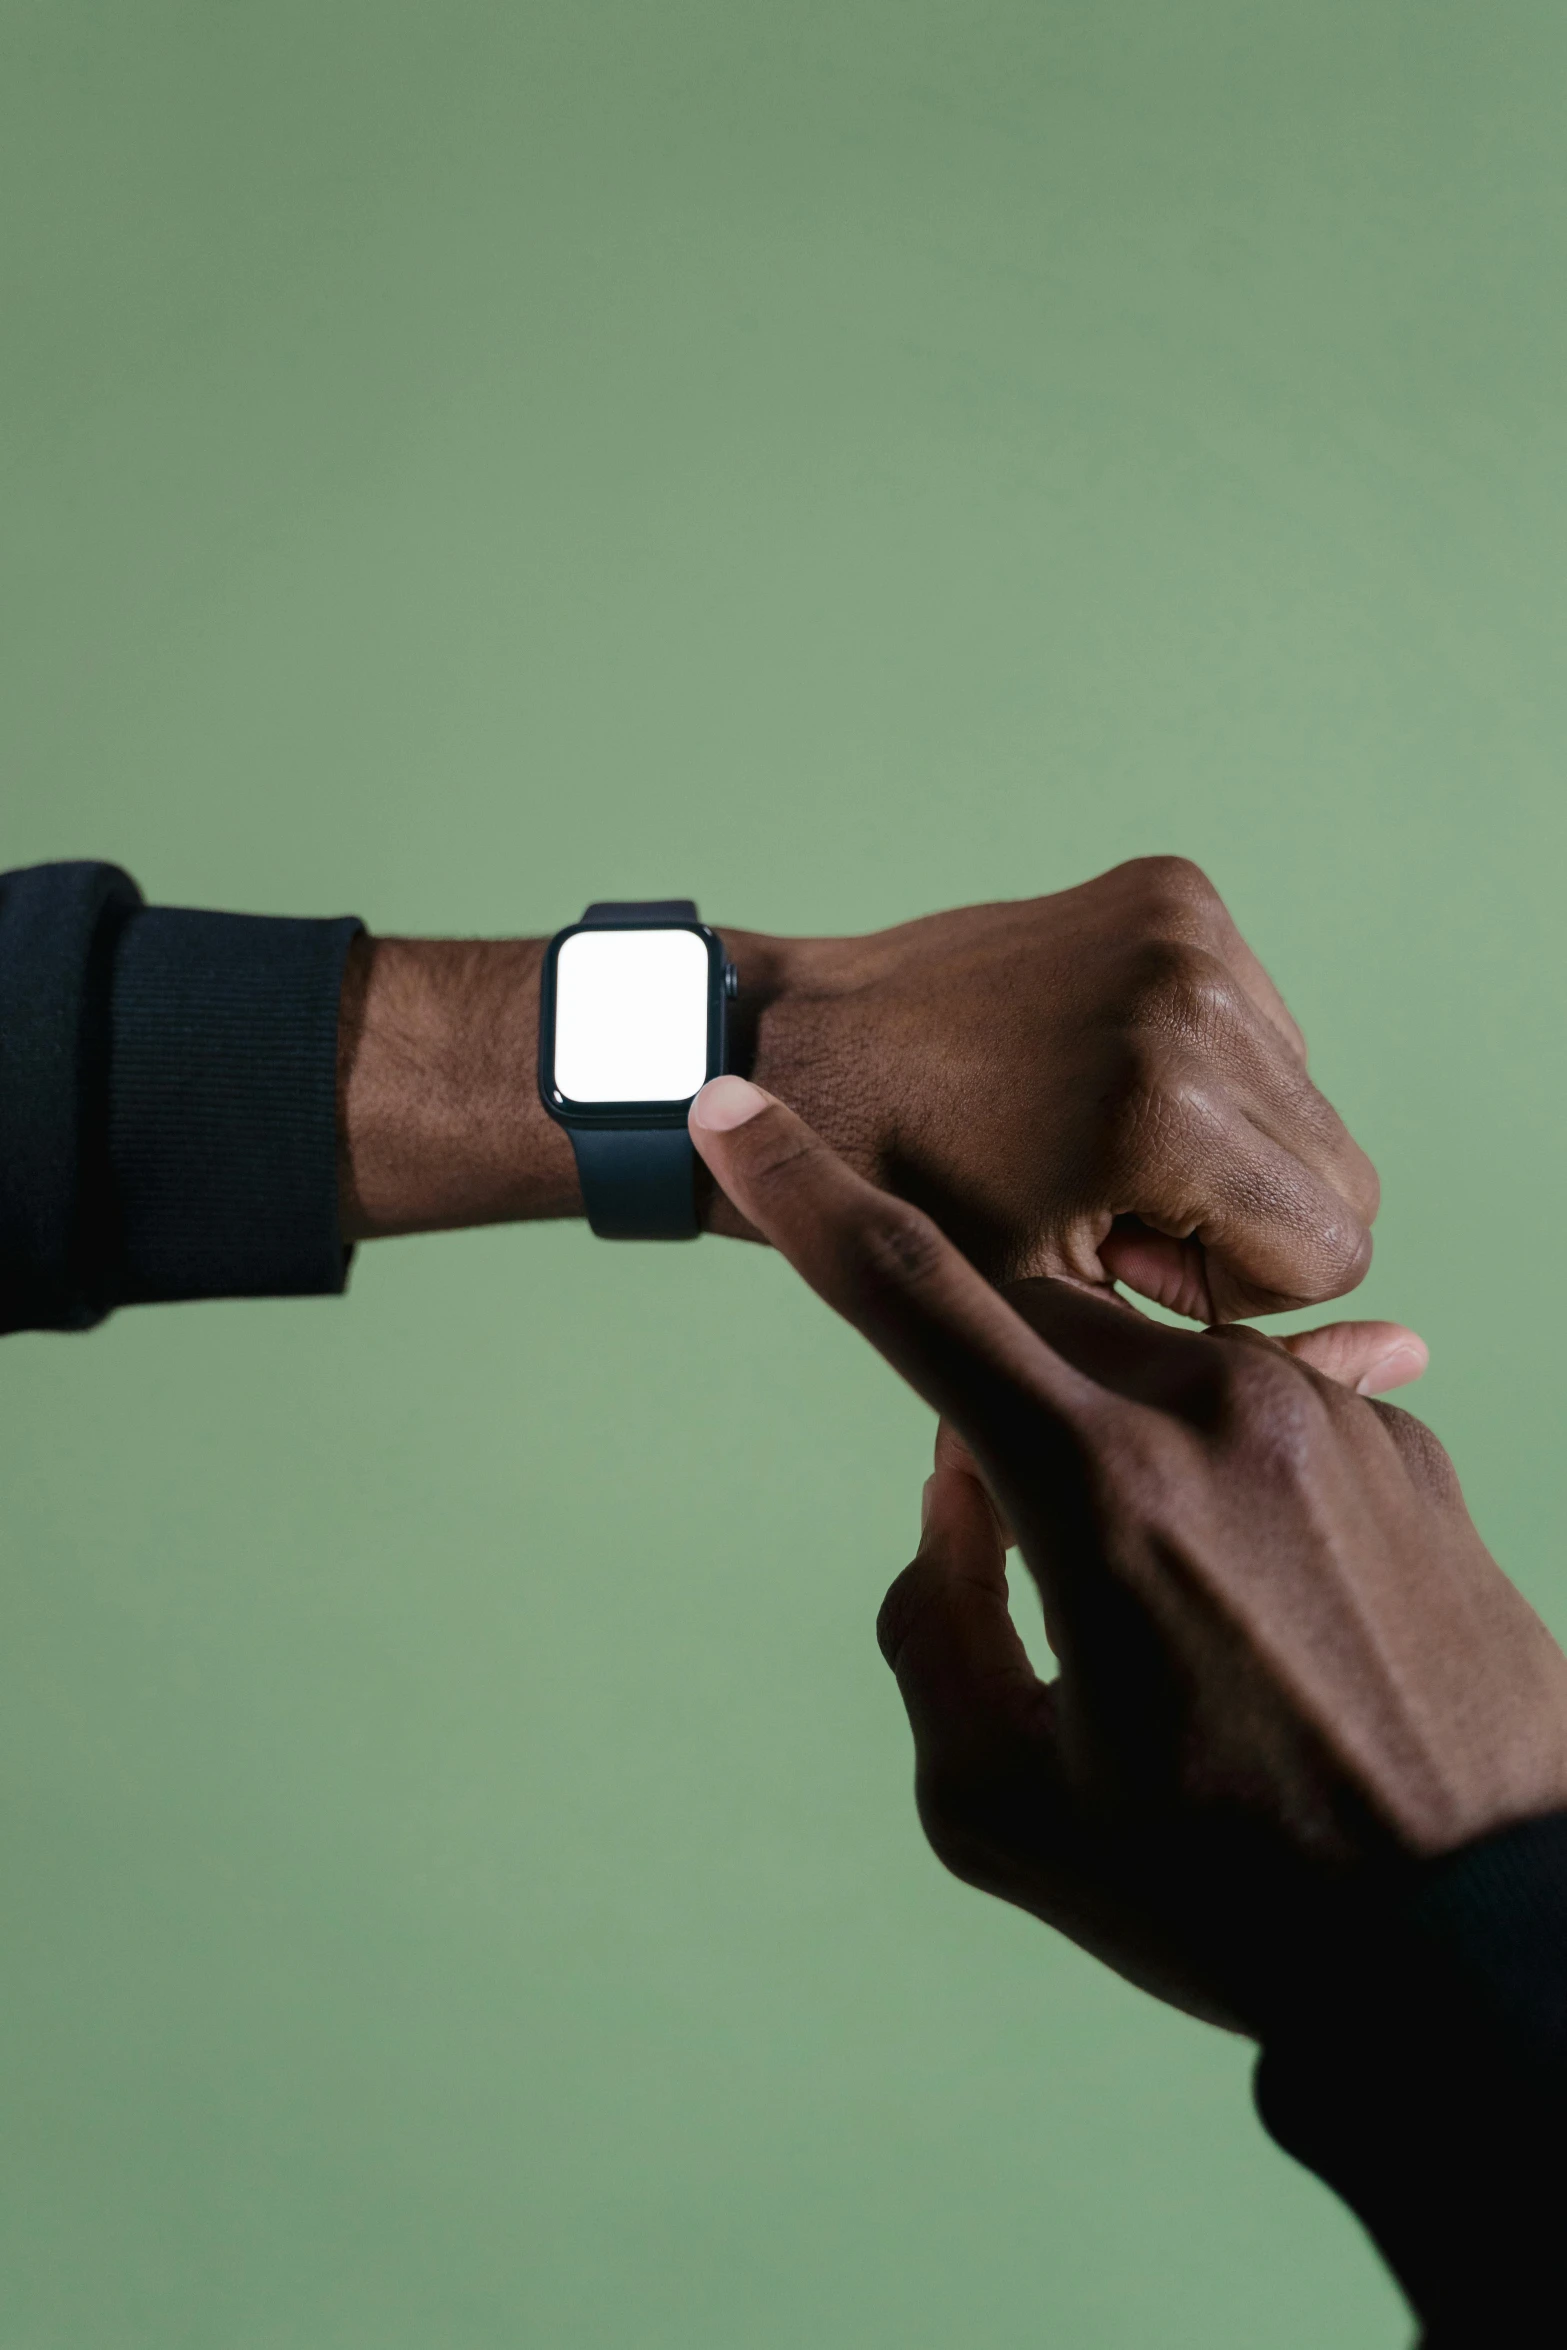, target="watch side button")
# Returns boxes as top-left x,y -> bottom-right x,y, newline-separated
723,961 -> 739,1000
